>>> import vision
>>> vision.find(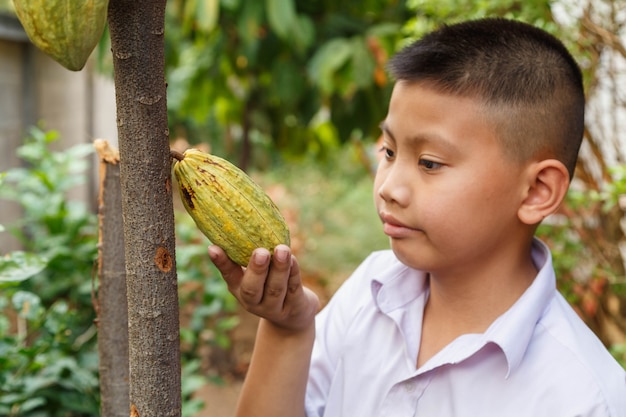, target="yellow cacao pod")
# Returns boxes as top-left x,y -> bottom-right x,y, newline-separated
172,148 -> 290,266
12,0 -> 109,71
